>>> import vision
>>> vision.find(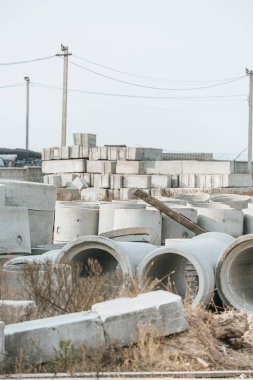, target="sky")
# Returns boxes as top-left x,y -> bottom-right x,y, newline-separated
0,0 -> 253,158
